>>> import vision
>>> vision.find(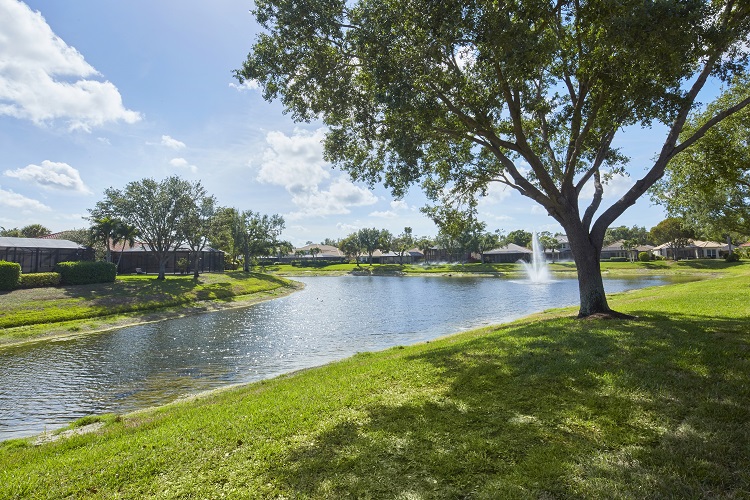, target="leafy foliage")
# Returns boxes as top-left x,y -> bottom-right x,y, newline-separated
18,272 -> 61,289
55,261 -> 117,285
239,0 -> 750,316
0,261 -> 21,291
653,77 -> 750,241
